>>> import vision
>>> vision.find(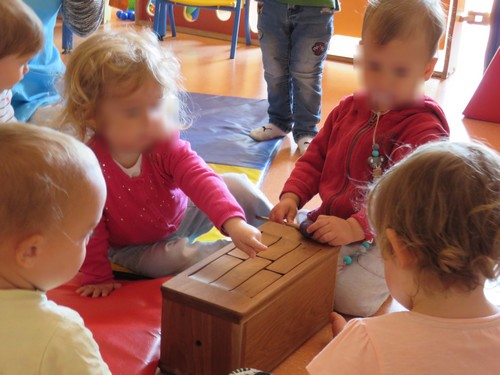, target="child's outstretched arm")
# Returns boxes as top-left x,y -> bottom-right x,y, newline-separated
157,135 -> 268,257
77,217 -> 121,298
